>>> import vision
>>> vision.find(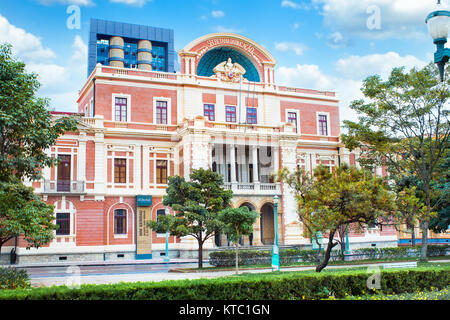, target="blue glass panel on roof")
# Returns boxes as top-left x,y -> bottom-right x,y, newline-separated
197,47 -> 260,82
